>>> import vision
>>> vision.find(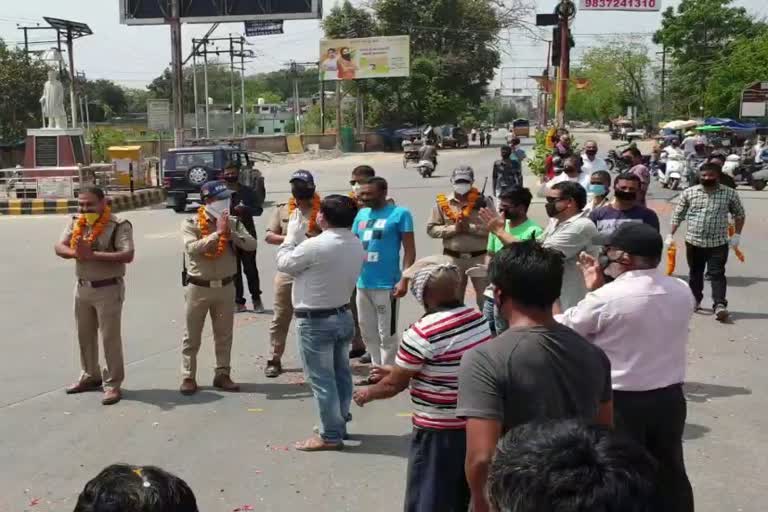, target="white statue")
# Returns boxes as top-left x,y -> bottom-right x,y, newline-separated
40,69 -> 67,129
